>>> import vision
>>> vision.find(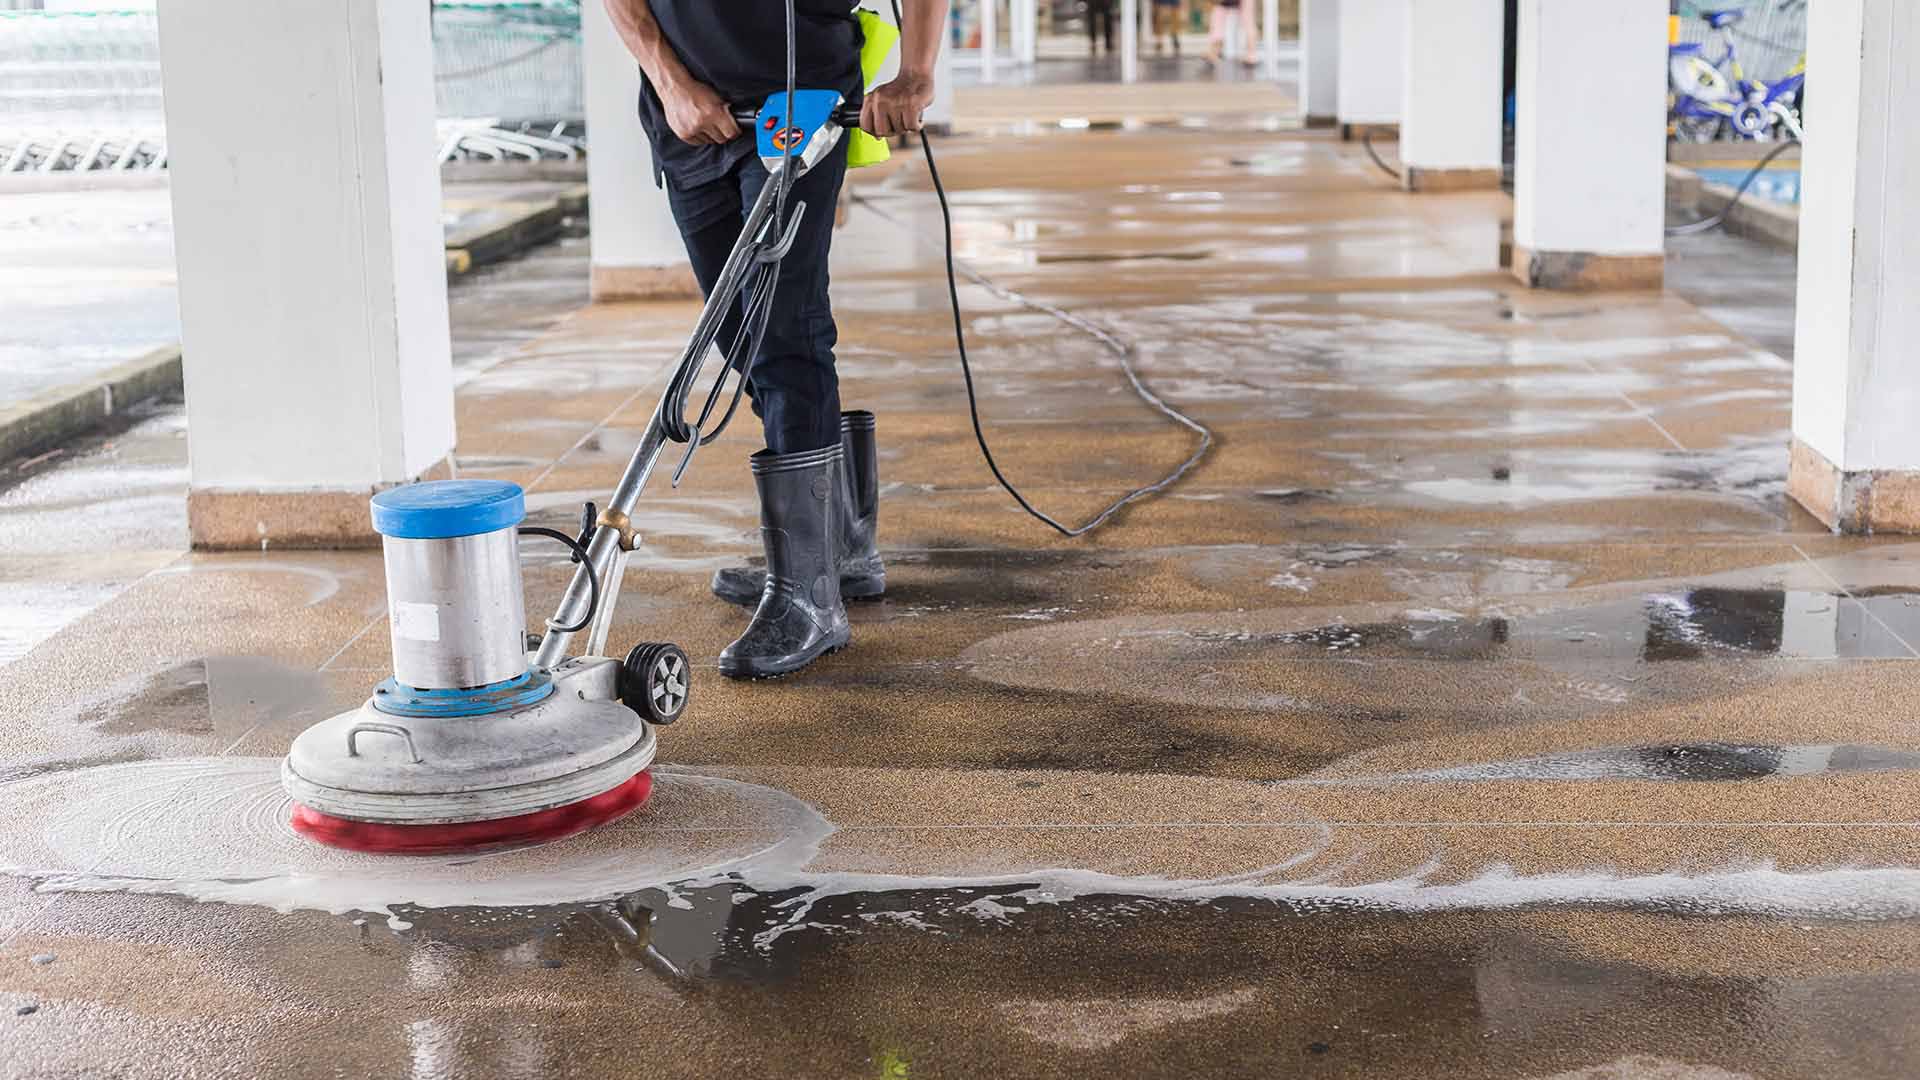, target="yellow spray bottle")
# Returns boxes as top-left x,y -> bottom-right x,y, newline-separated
847,8 -> 899,168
